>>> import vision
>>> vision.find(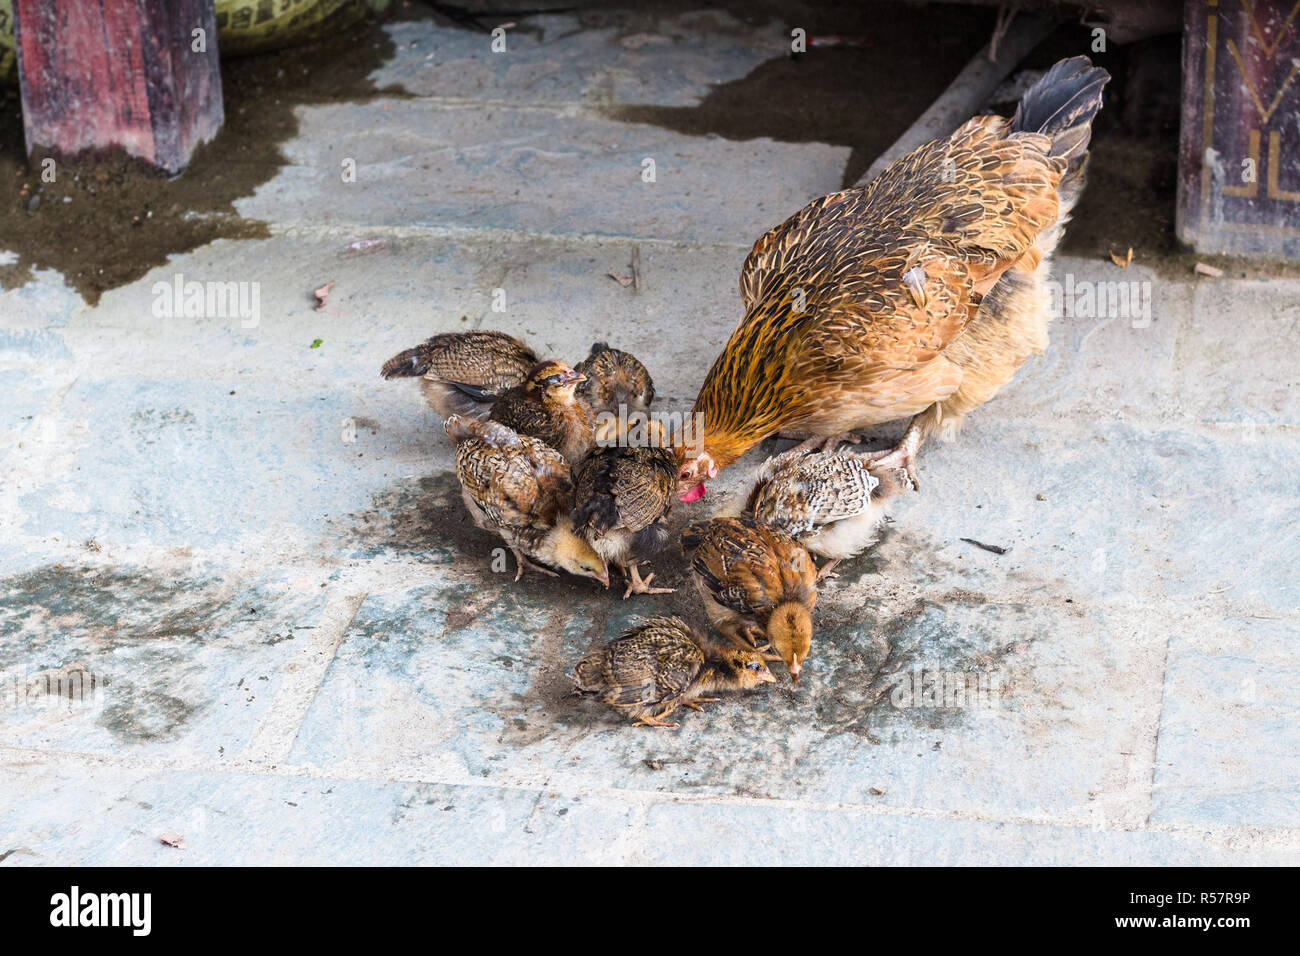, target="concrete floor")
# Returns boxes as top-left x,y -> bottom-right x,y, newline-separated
1,11 -> 1298,865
